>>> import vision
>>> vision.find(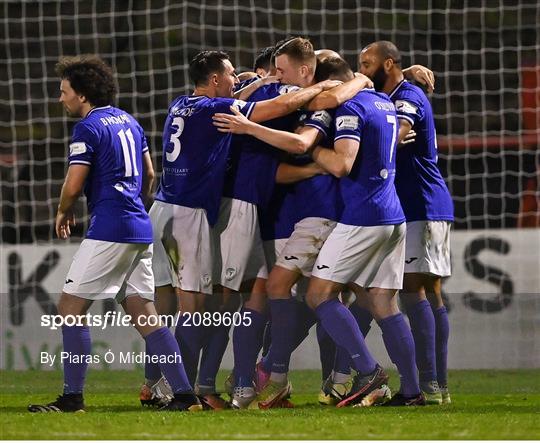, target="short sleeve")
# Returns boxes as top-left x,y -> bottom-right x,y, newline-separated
394,93 -> 424,127
303,110 -> 333,138
68,122 -> 96,166
138,124 -> 149,153
334,102 -> 364,144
